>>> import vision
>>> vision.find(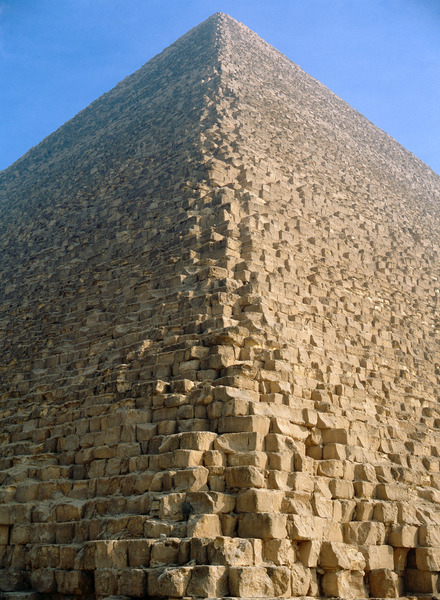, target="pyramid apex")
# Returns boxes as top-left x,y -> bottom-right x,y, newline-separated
202,11 -> 241,28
